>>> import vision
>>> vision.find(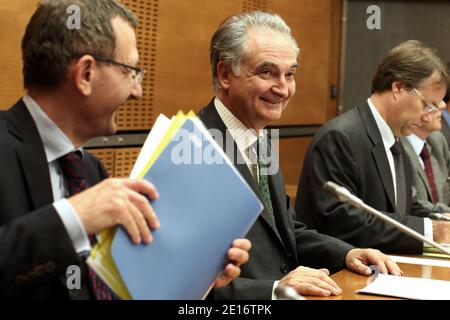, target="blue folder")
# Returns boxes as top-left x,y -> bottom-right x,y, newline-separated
111,118 -> 263,299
